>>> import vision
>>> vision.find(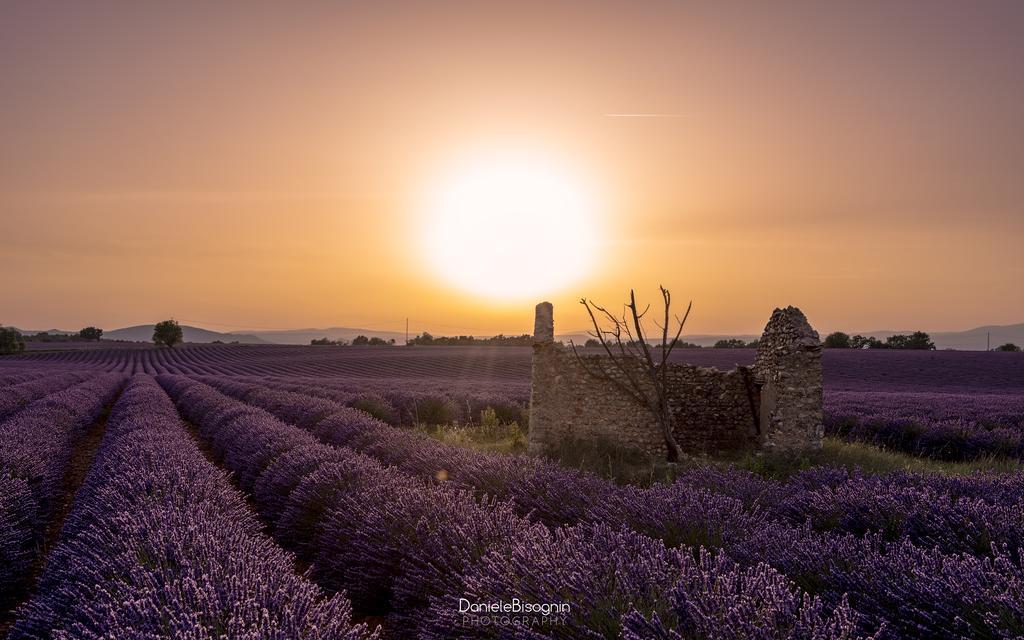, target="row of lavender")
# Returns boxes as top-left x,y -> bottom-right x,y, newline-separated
1,376 -> 374,638
0,371 -> 49,387
7,346 -> 1023,461
159,375 -> 874,639
0,371 -> 95,422
223,373 -> 1024,462
224,375 -> 531,427
202,376 -> 756,538
4,358 -> 1022,468
0,374 -> 123,611
194,375 -> 1024,638
6,343 -> 537,380
226,373 -> 1024,464
2,366 -> 1021,636
8,346 -> 1023,392
825,391 -> 1024,461
8,376 -> 372,638
208,377 -> 1024,553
